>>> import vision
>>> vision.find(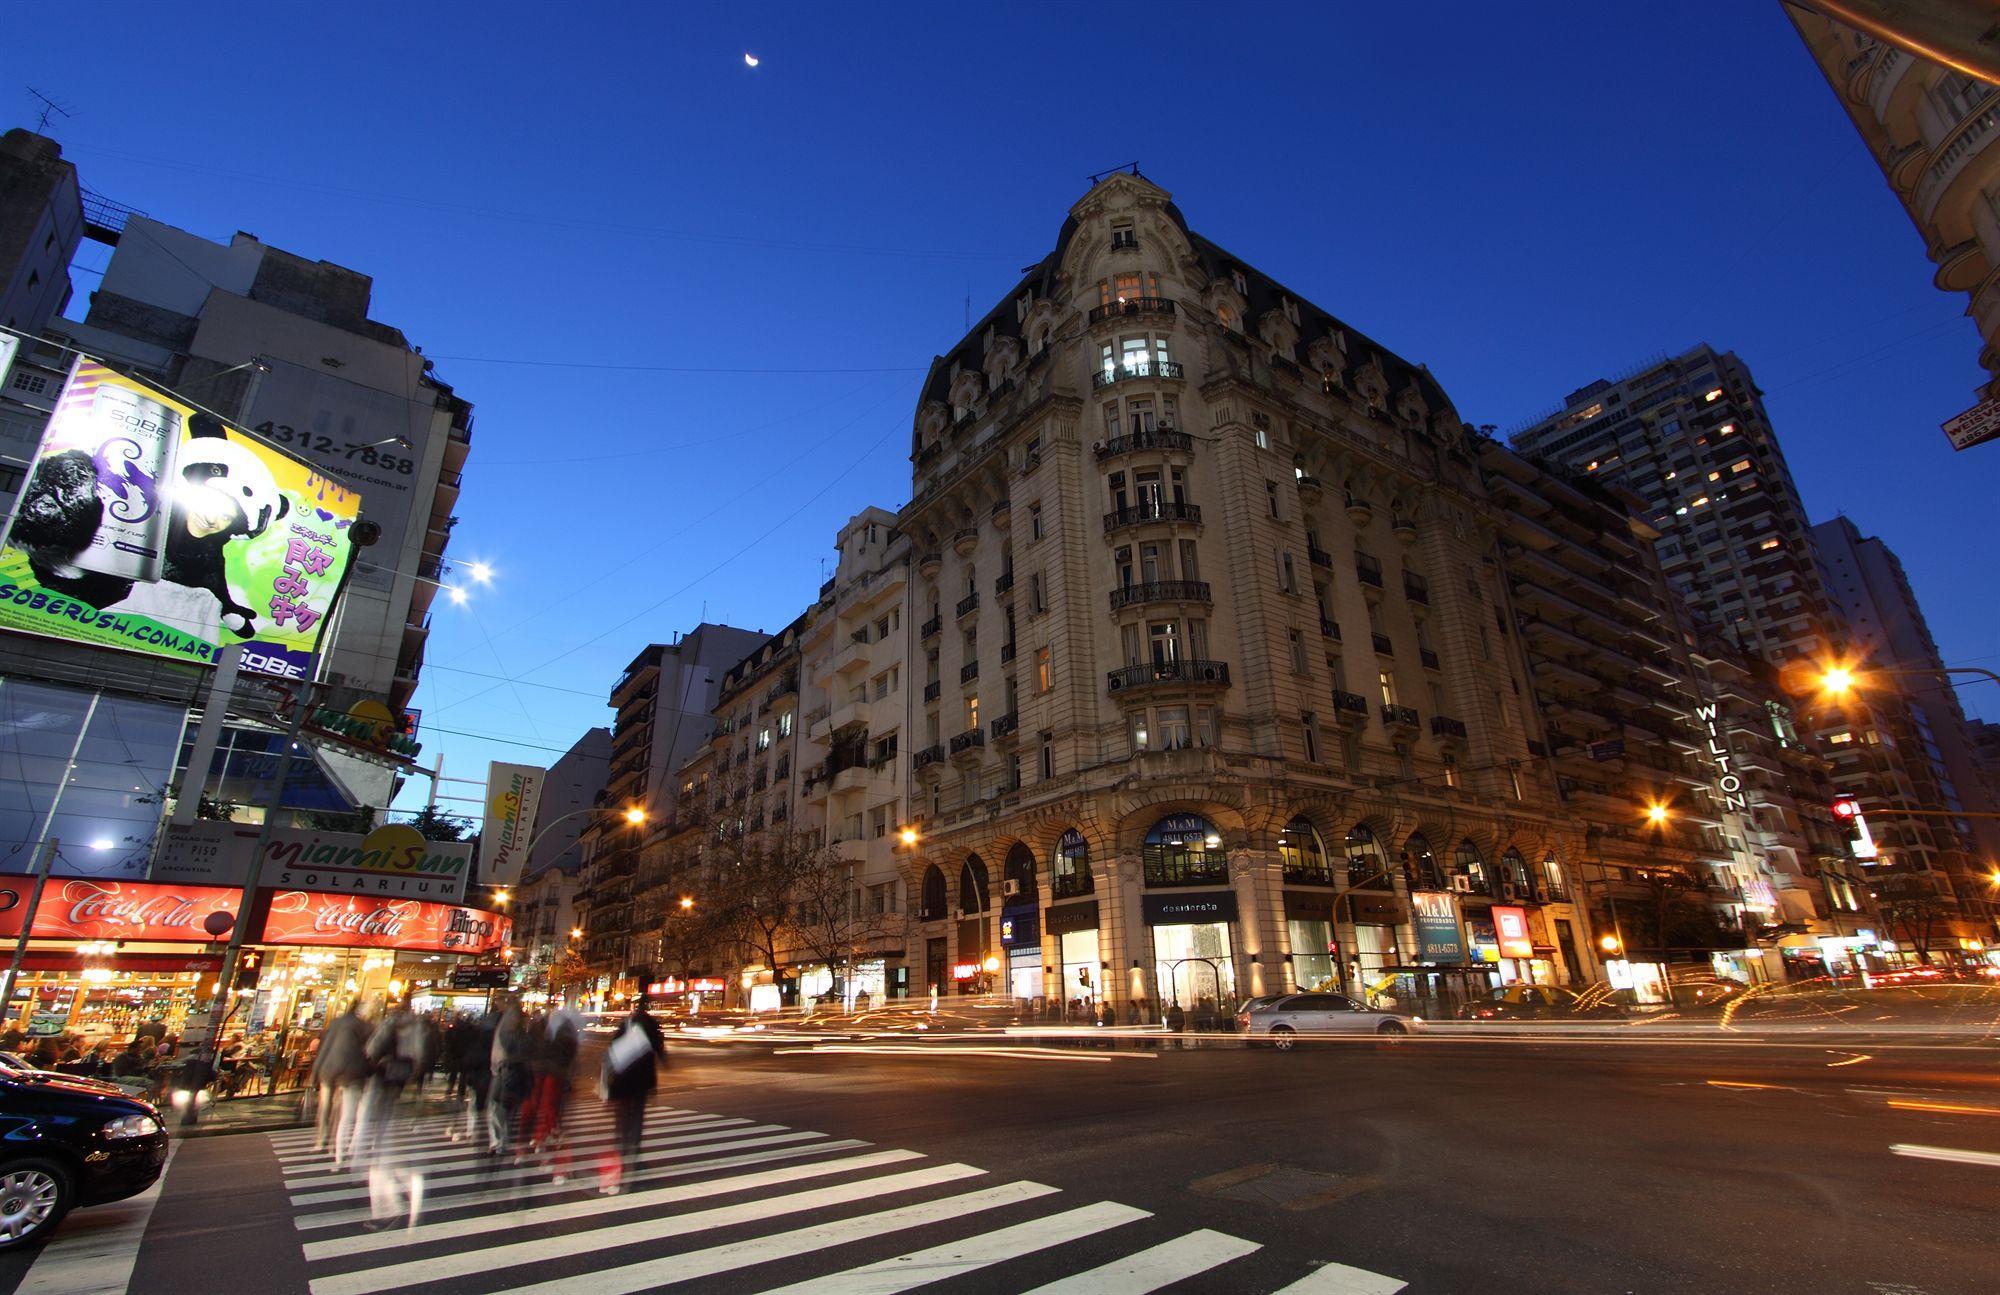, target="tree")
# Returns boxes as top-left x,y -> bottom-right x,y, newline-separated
1873,870 -> 1953,965
299,808 -> 374,834
403,804 -> 475,841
